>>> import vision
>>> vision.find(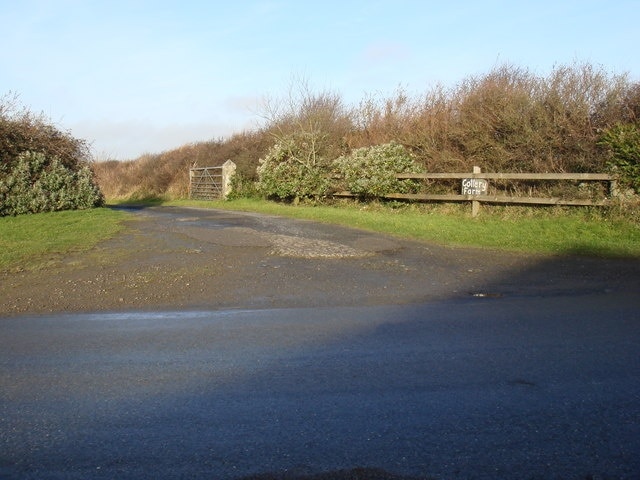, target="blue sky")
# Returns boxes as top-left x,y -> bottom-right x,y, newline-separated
1,0 -> 639,160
